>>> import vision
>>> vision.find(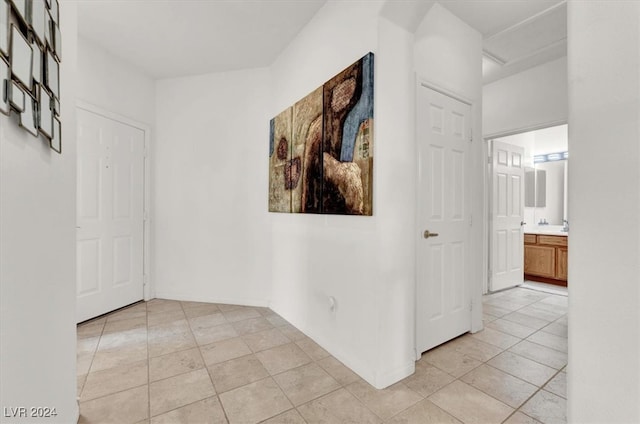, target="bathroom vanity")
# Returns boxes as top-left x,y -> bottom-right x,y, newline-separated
524,231 -> 568,286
